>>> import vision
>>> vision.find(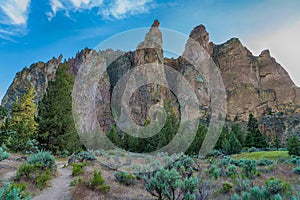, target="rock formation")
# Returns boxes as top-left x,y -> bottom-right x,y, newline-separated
1,20 -> 299,142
